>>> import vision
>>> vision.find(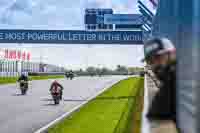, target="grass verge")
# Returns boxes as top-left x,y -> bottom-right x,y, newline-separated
132,78 -> 144,133
29,75 -> 64,80
0,75 -> 64,84
48,77 -> 144,133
